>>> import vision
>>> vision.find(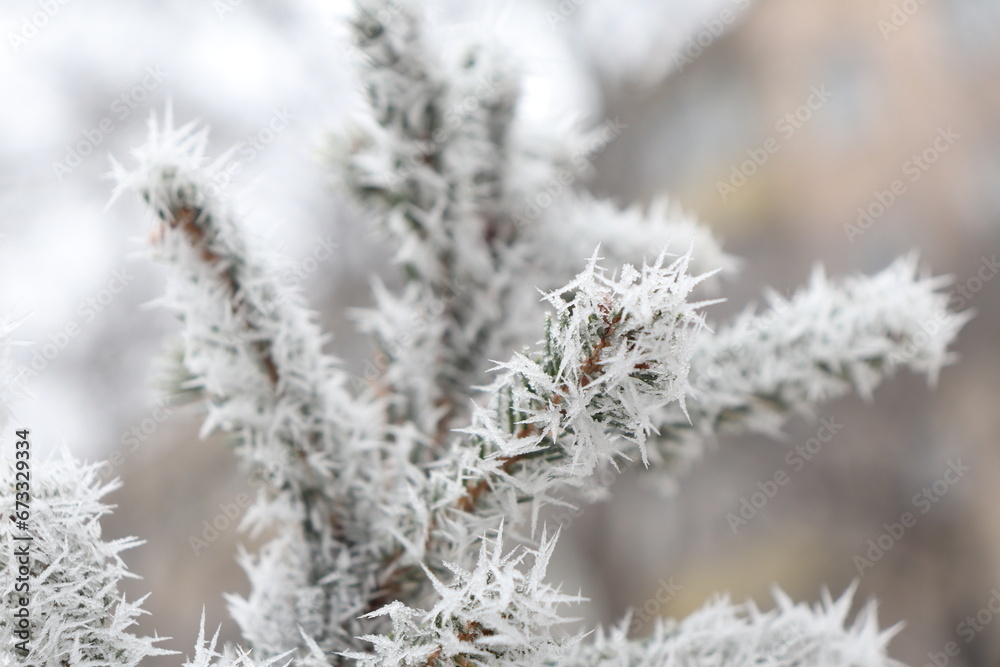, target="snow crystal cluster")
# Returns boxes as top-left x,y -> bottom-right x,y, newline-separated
0,0 -> 970,665
0,454 -> 172,666
564,585 -> 899,667
647,255 -> 970,476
